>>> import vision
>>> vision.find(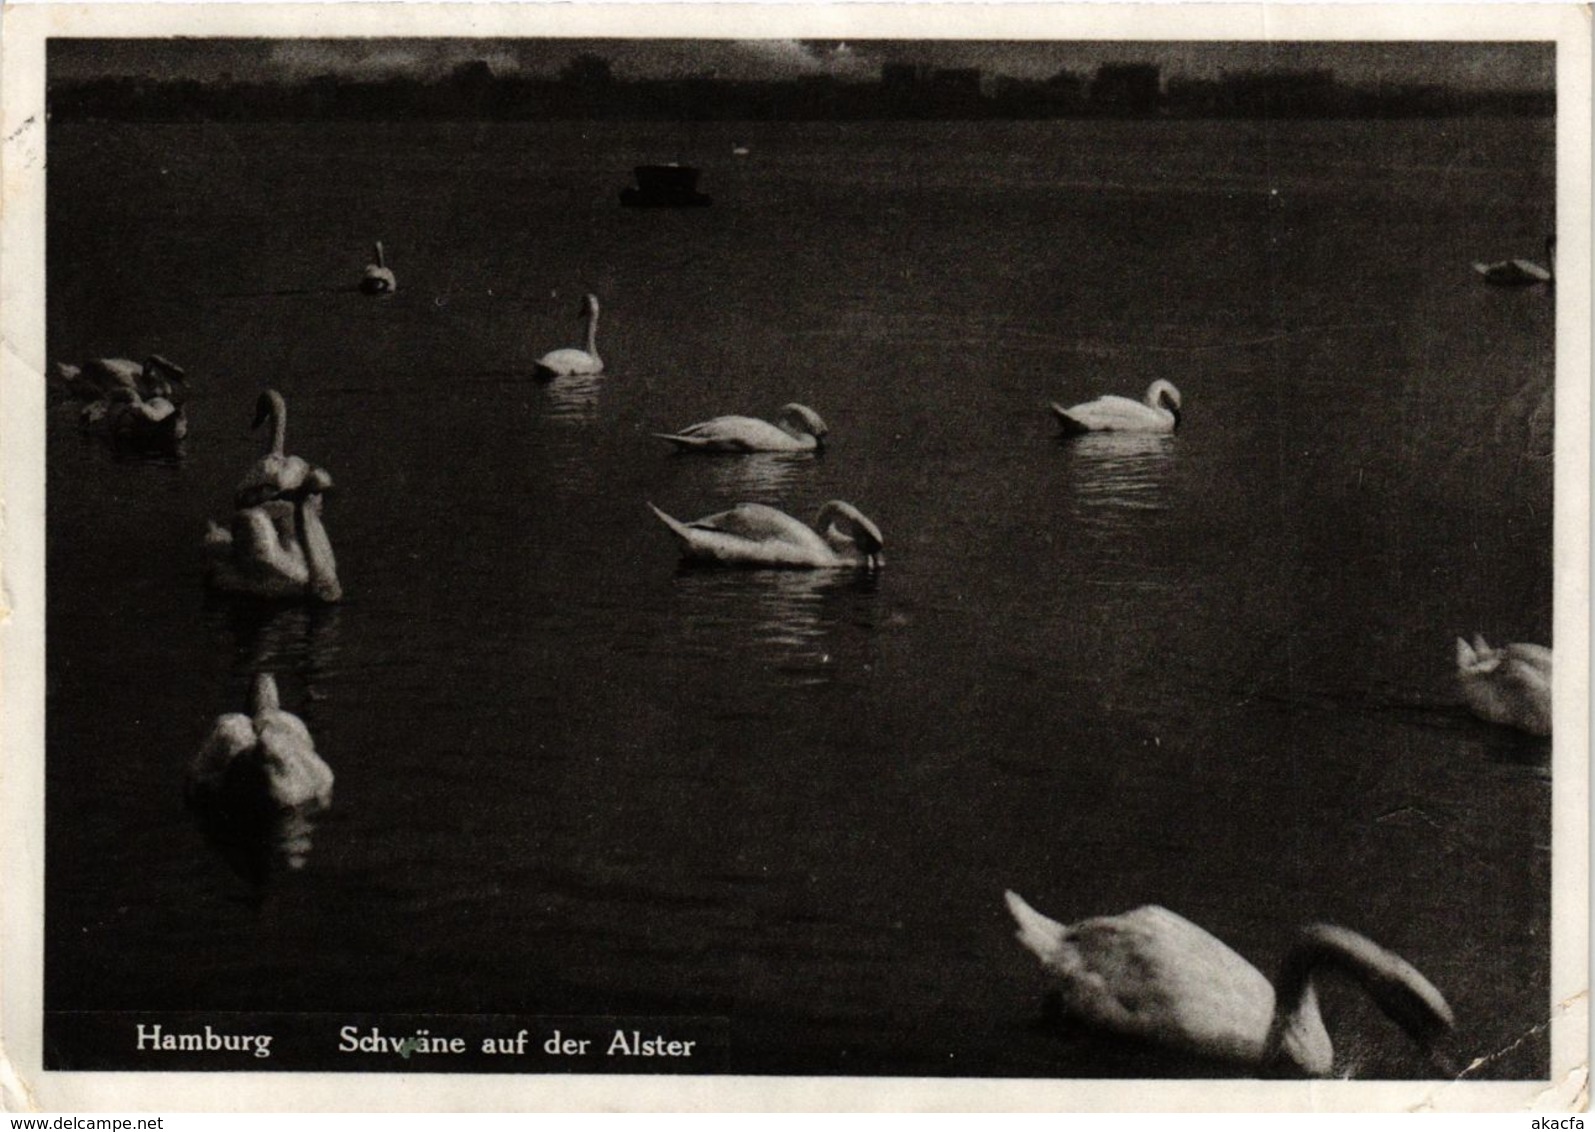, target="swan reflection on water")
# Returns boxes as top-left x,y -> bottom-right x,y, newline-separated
186,672 -> 334,892
699,450 -> 816,503
665,567 -> 880,684
539,372 -> 603,427
203,599 -> 344,697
